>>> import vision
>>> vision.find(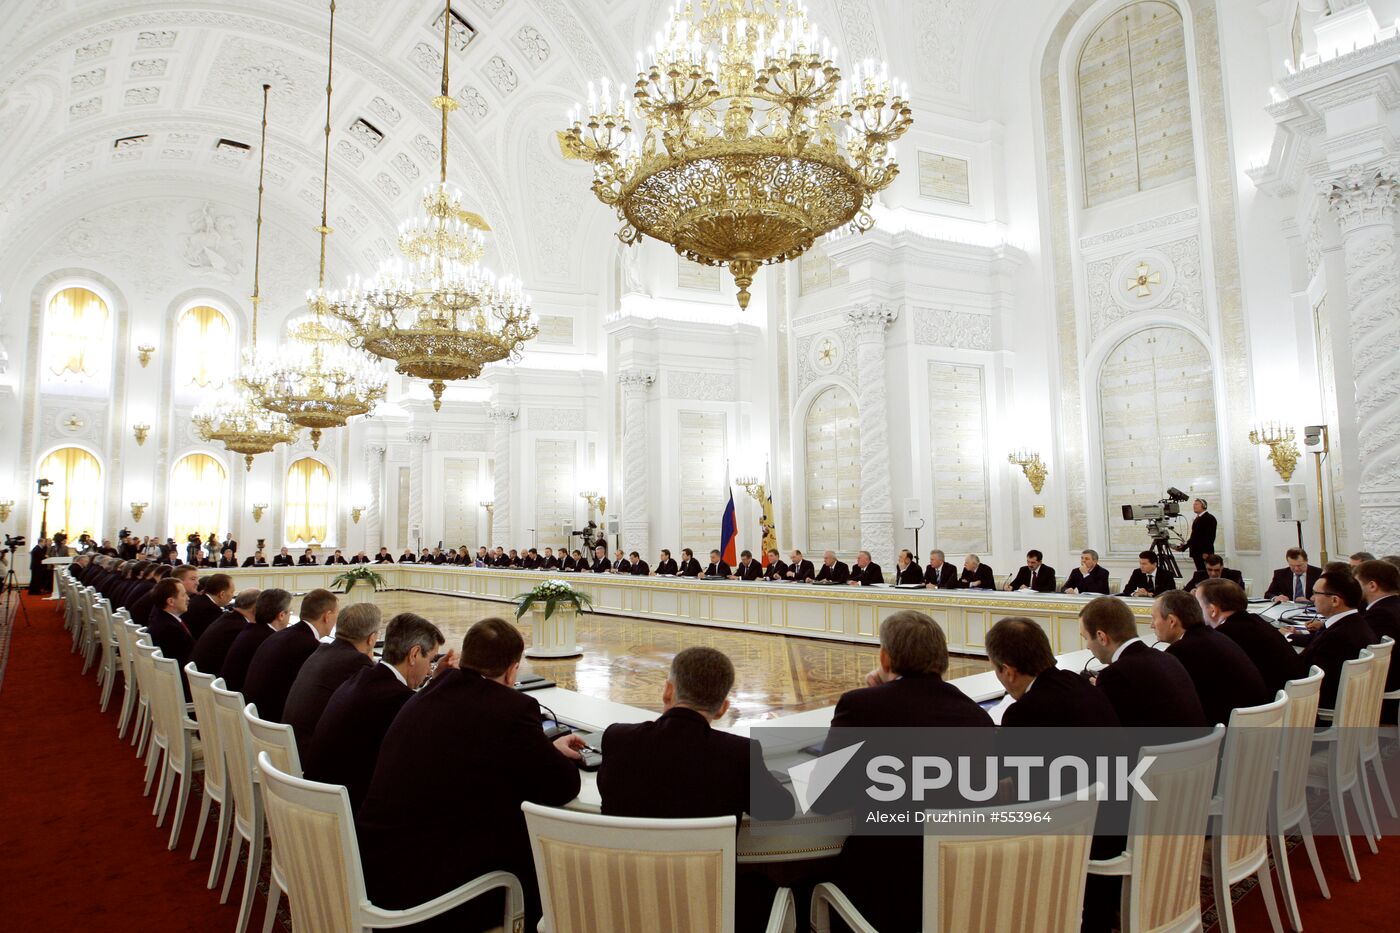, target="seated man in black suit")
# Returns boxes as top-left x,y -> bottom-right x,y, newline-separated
1079,596 -> 1206,729
220,588 -> 293,692
784,548 -> 815,582
1121,550 -> 1175,597
821,611 -> 994,932
284,603 -> 381,759
987,617 -> 1120,727
349,551 -> 370,564
1195,578 -> 1304,695
893,549 -> 922,585
677,548 -> 703,577
241,551 -> 268,567
374,547 -> 395,564
297,548 -> 318,566
562,548 -> 585,572
703,548 -> 731,579
847,550 -> 884,586
357,618 -> 584,931
589,545 -> 611,573
1266,547 -> 1323,603
271,548 -> 294,567
242,588 -> 339,722
308,612 -> 447,811
521,548 -> 541,570
1062,548 -> 1111,595
185,572 -> 234,641
653,548 -> 678,575
598,646 -> 794,933
190,588 -> 260,677
1183,553 -> 1246,593
923,549 -> 958,589
1356,559 -> 1400,722
814,549 -> 849,584
957,553 -> 995,589
1005,549 -> 1056,592
1297,570 -> 1377,710
145,577 -> 195,674
536,547 -> 555,570
1151,589 -> 1270,727
732,549 -> 763,581
627,551 -> 650,575
397,548 -> 416,563
217,548 -> 239,569
763,548 -> 788,581
326,550 -> 349,565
